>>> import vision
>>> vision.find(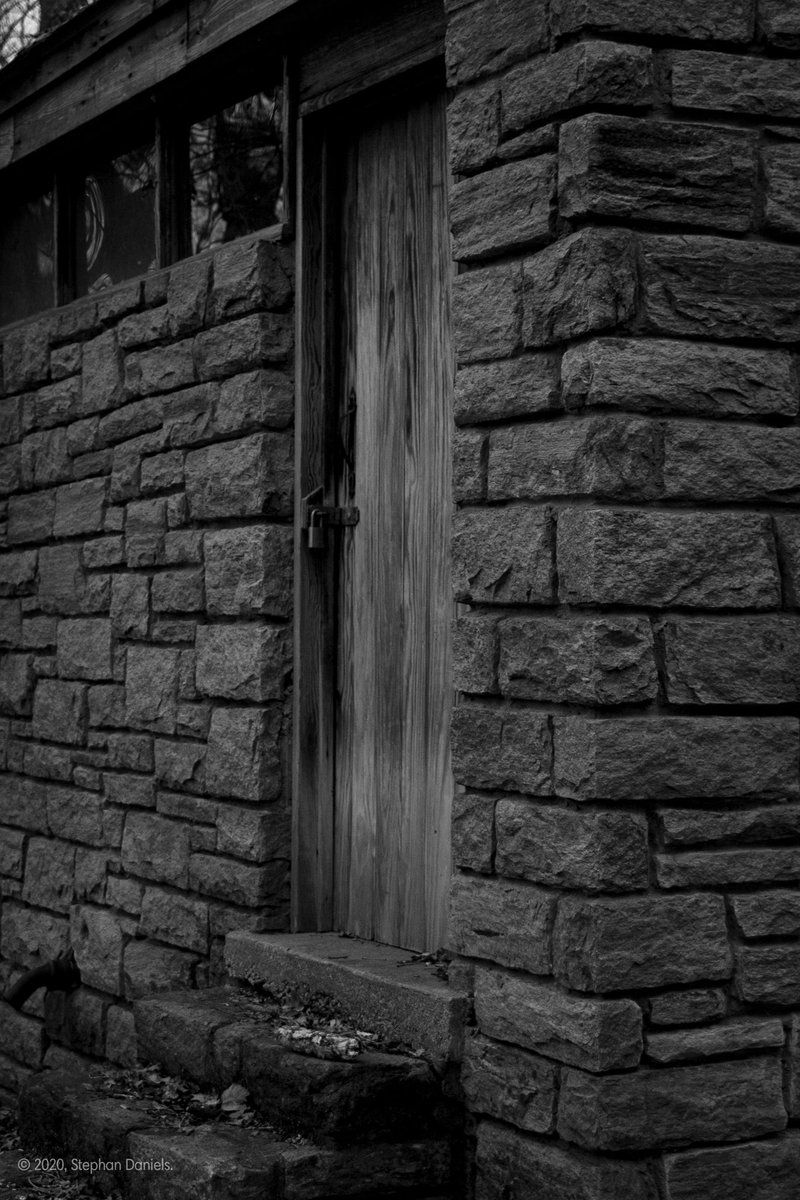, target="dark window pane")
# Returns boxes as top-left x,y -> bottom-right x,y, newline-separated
190,89 -> 283,253
77,142 -> 157,297
0,187 -> 54,326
